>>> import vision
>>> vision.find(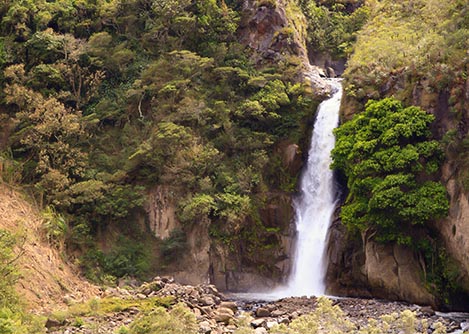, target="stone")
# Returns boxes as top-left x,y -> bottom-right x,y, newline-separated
326,67 -> 336,78
250,318 -> 266,328
193,307 -> 202,318
266,321 -> 278,329
419,306 -> 435,316
271,309 -> 286,317
364,240 -> 435,306
199,321 -> 212,334
45,318 -> 65,329
461,322 -> 469,331
279,317 -> 290,325
213,312 -> 232,325
255,327 -> 268,334
255,307 -> 270,317
219,301 -> 238,312
217,307 -> 234,317
200,296 -> 215,306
